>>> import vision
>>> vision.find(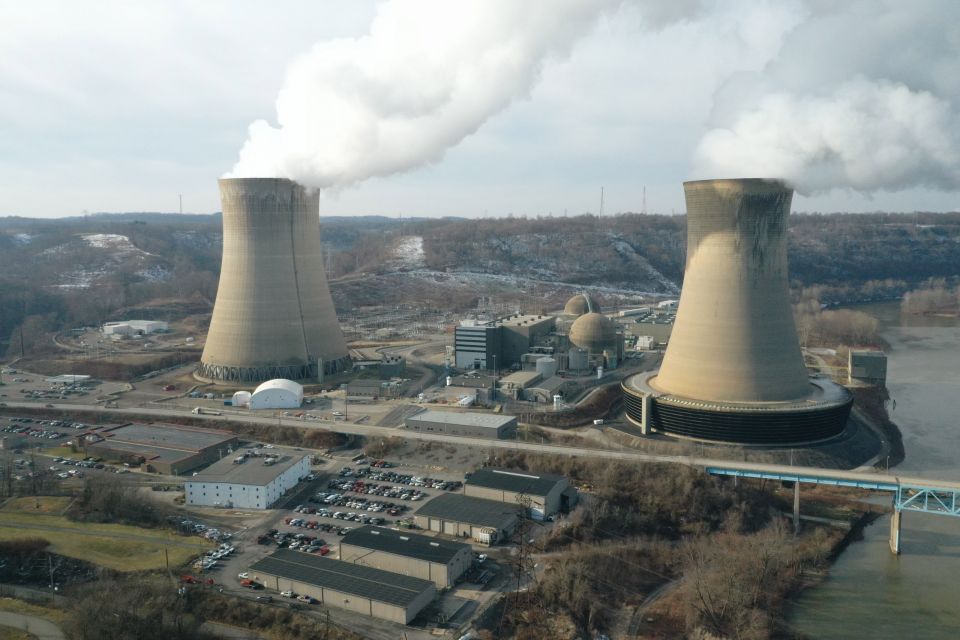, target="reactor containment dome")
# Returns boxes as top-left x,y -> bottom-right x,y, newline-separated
197,178 -> 350,384
621,178 -> 852,445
